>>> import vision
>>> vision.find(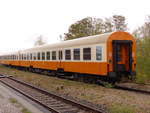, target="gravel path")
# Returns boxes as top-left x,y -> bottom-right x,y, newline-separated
0,93 -> 22,113
0,82 -> 45,113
